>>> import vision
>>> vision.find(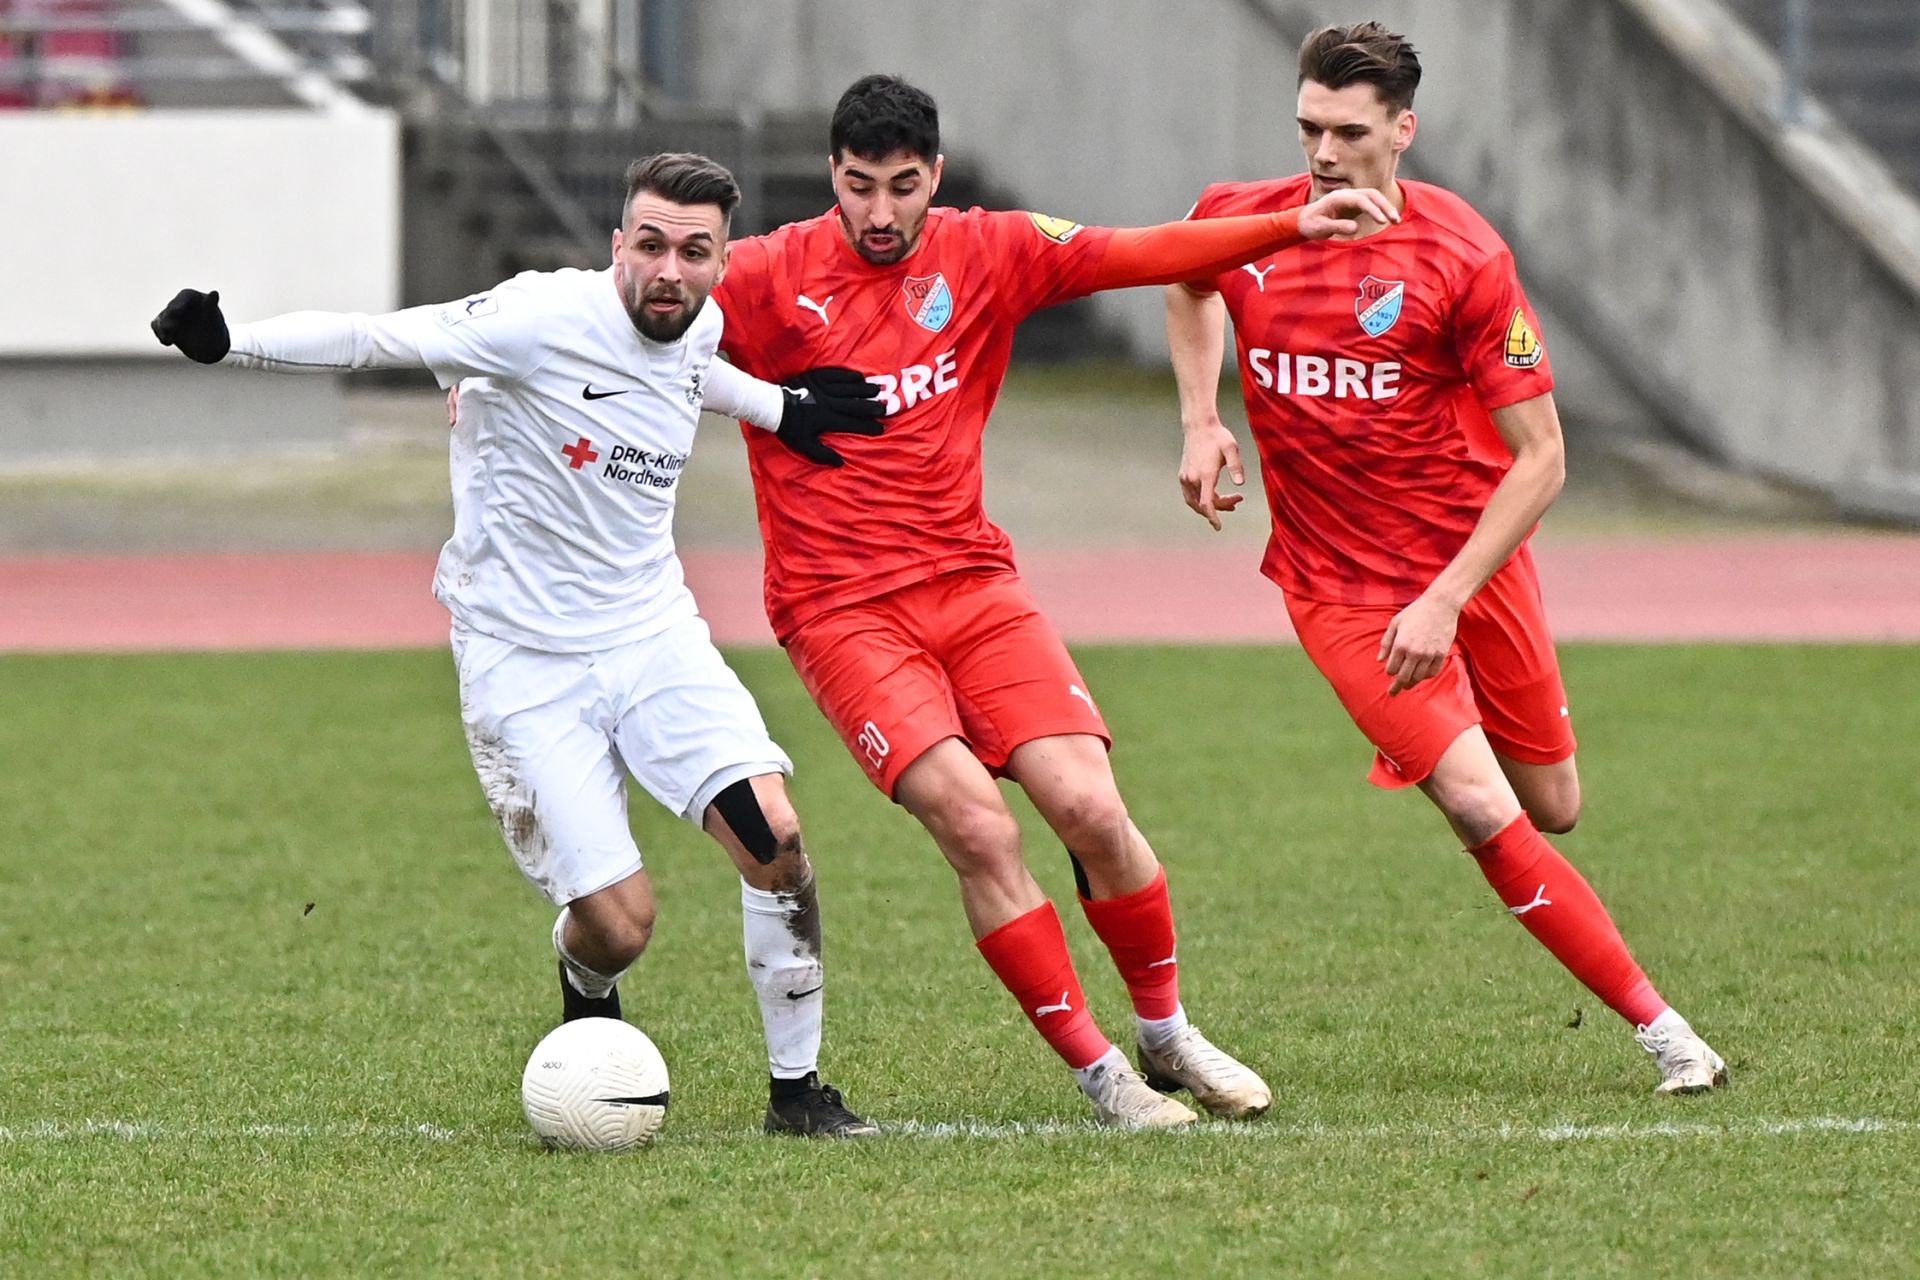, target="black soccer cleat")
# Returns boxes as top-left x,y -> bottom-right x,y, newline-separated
764,1072 -> 879,1137
558,961 -> 622,1023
